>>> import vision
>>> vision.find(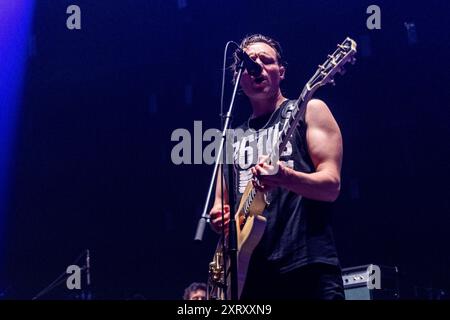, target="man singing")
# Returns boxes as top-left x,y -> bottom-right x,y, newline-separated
209,34 -> 345,299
